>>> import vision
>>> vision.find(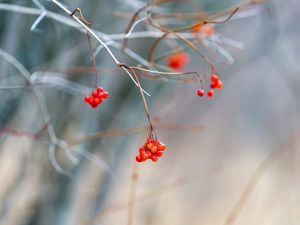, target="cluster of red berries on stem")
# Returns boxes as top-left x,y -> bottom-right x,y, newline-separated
136,138 -> 166,163
197,74 -> 223,98
166,52 -> 190,71
84,86 -> 109,108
